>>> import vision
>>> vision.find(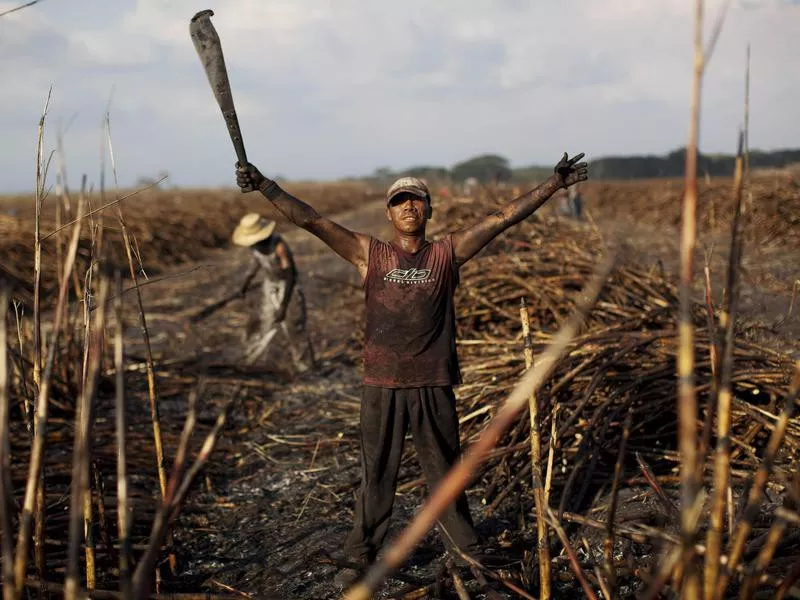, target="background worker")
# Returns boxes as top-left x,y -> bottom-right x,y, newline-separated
192,212 -> 314,372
